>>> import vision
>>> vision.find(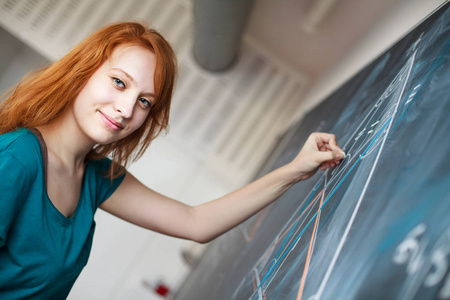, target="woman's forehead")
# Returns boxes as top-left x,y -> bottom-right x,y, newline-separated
109,44 -> 154,63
